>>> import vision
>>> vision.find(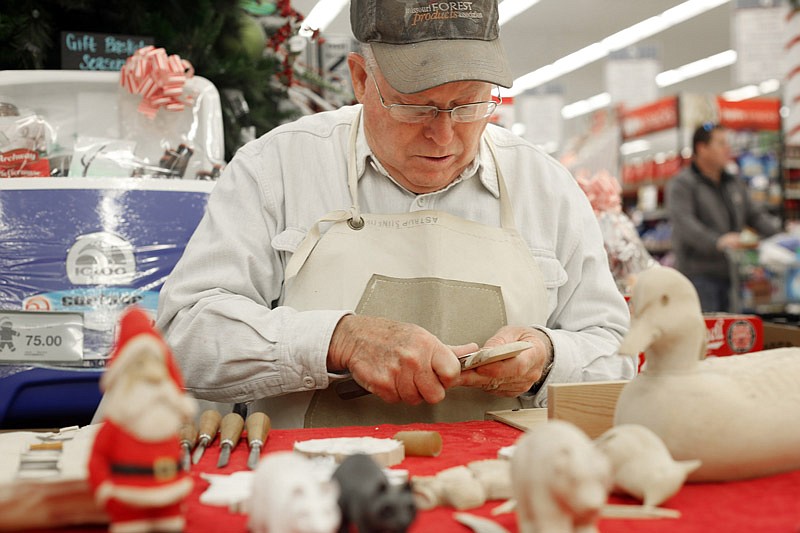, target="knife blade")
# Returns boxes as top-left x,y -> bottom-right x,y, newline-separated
216,412 -> 245,468
245,412 -> 271,470
192,409 -> 222,465
335,340 -> 534,400
179,420 -> 199,472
